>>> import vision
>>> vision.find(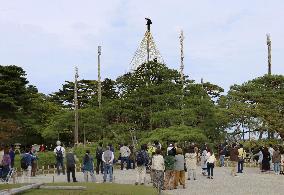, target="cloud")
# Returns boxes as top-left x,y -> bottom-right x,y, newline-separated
0,0 -> 283,93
